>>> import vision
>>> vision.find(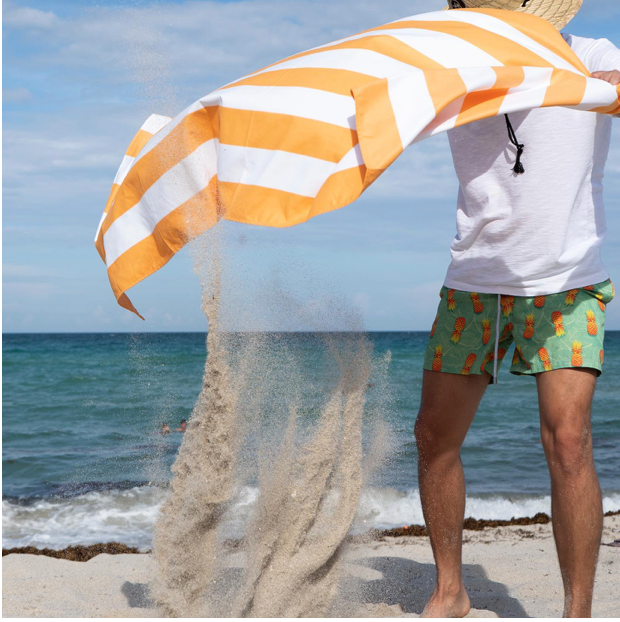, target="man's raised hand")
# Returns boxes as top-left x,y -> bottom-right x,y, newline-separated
591,70 -> 620,85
